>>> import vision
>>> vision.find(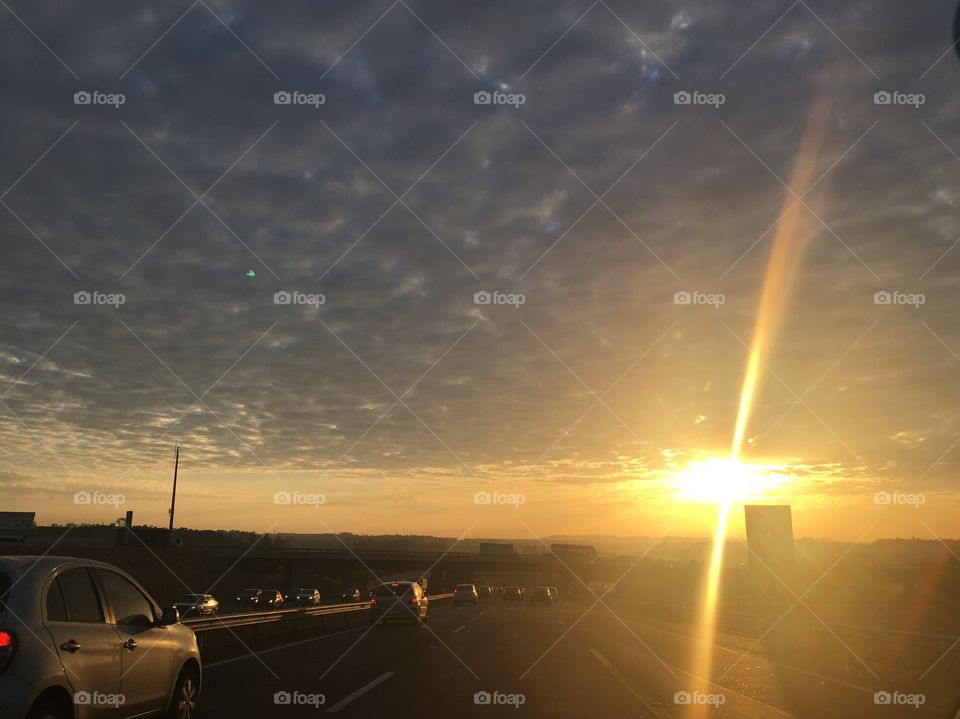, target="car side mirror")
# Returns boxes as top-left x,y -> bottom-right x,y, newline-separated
161,606 -> 180,625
